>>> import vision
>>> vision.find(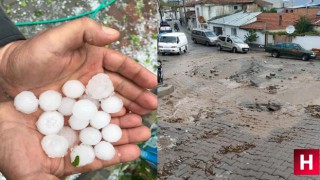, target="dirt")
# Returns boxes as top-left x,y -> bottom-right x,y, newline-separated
159,48 -> 320,138
219,142 -> 256,154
